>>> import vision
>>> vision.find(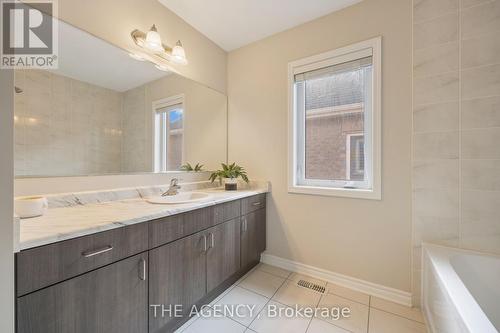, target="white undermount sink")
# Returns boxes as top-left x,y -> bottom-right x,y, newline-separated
147,192 -> 213,205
